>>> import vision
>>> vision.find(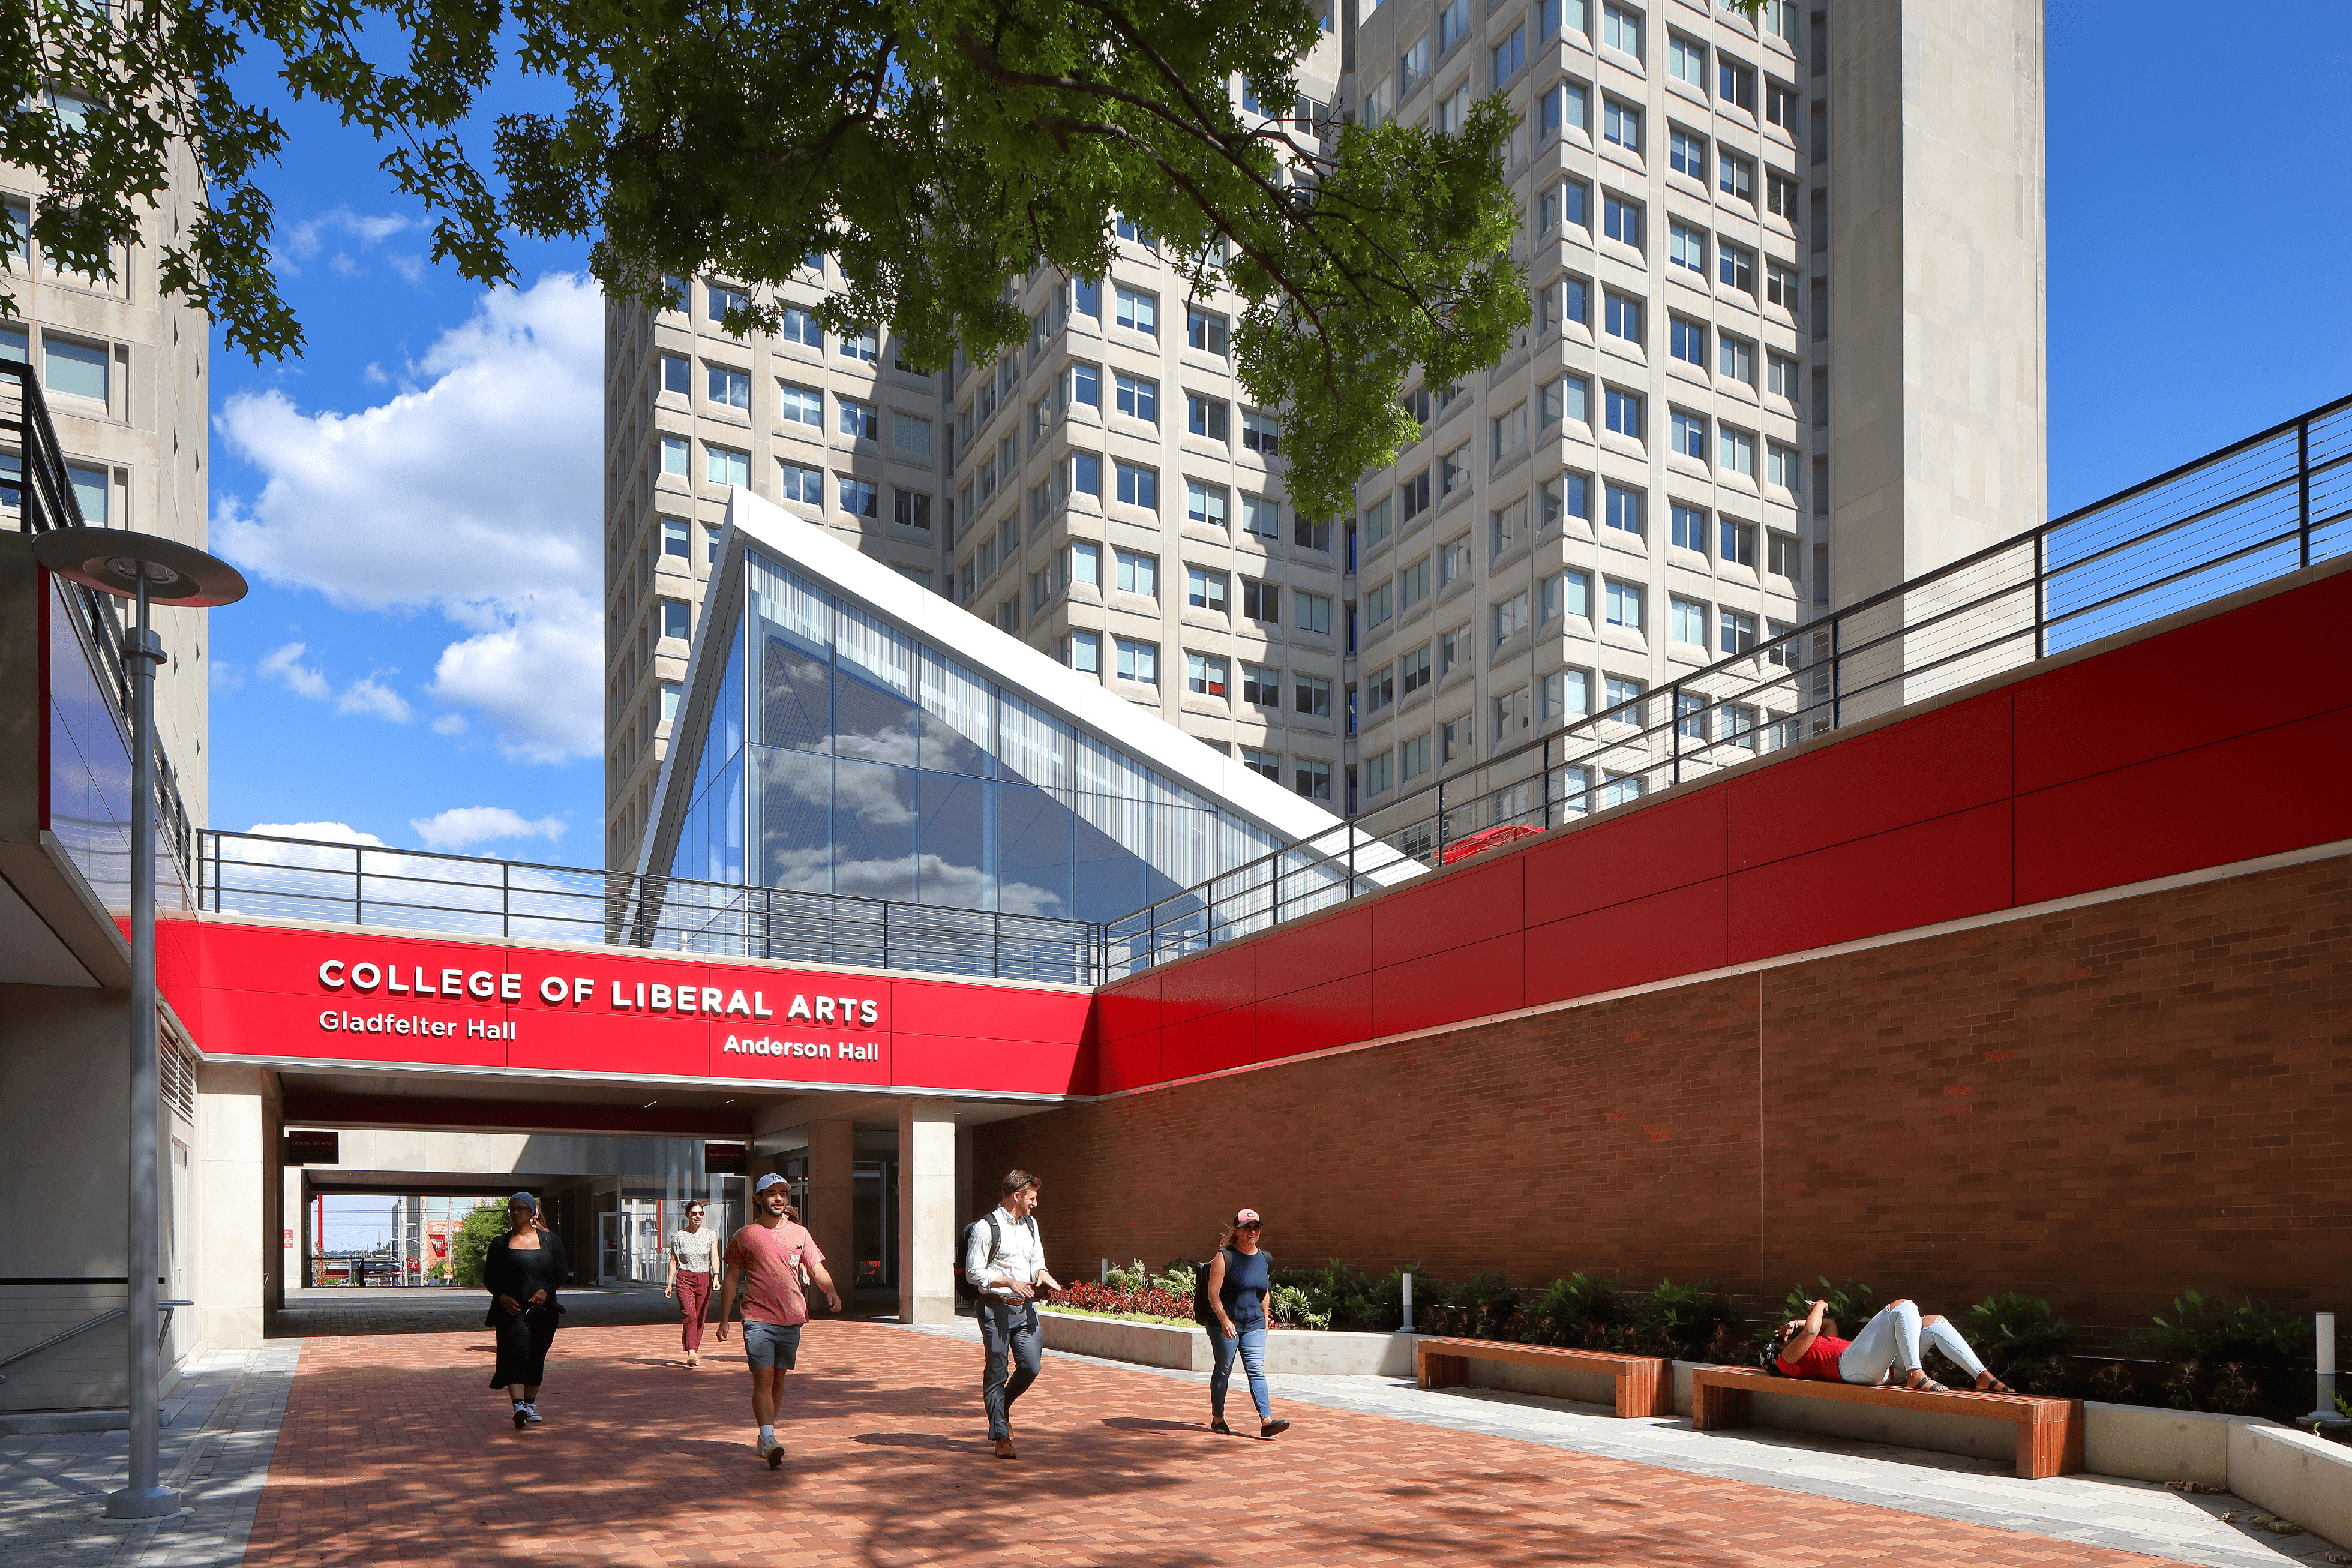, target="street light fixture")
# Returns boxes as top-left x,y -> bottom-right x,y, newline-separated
31,527 -> 245,1521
